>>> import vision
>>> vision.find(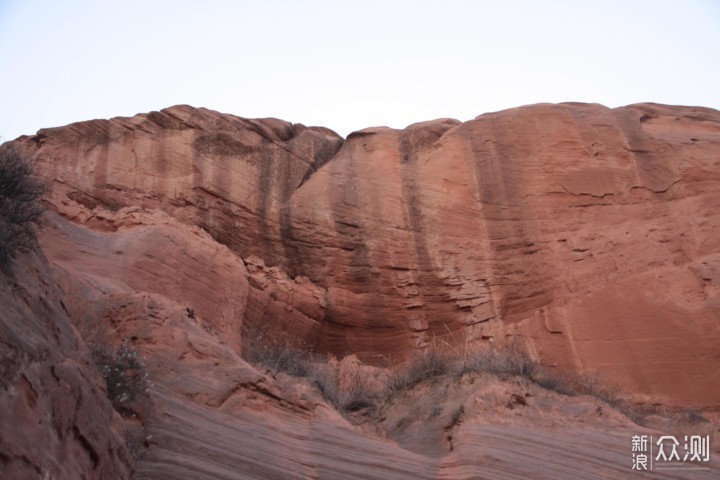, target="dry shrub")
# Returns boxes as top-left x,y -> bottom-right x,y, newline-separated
91,341 -> 148,416
305,362 -> 340,406
458,342 -> 539,378
388,340 -> 624,412
251,339 -> 313,378
242,328 -> 385,413
532,369 -> 621,406
242,329 -> 341,405
338,365 -> 380,412
381,341 -> 538,396
242,330 -> 639,421
457,342 -> 623,408
242,329 -> 314,378
386,348 -> 455,395
0,148 -> 45,274
304,362 -> 380,413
